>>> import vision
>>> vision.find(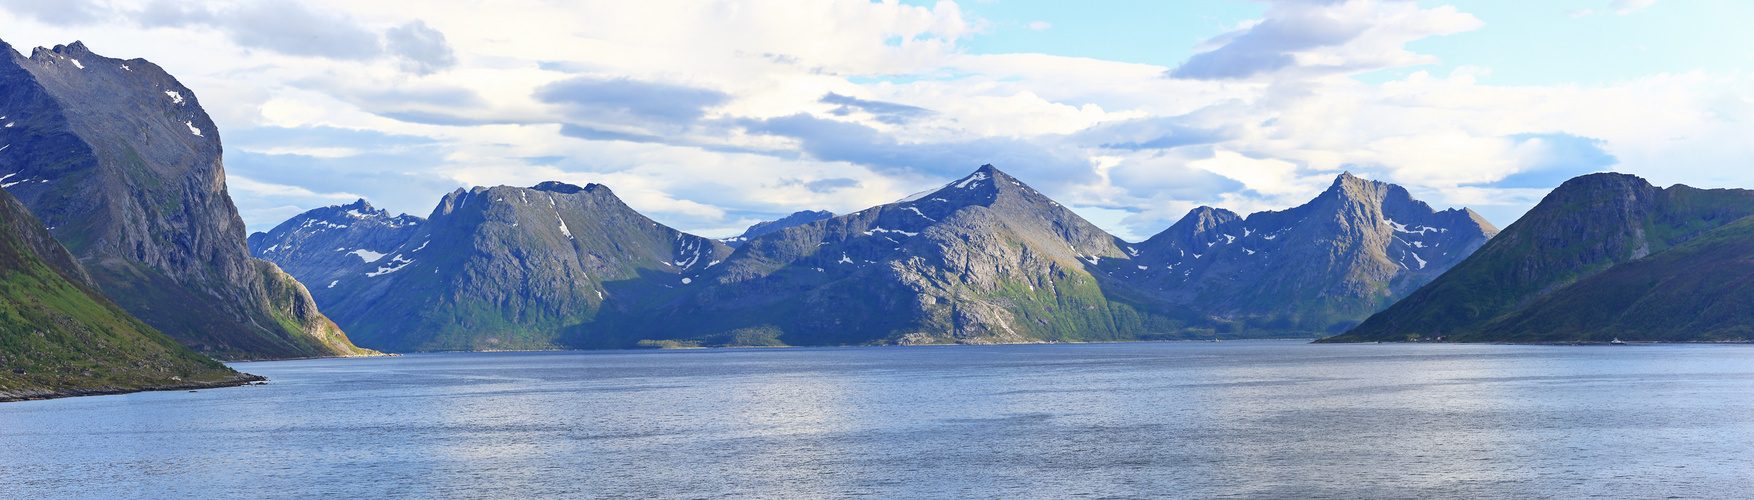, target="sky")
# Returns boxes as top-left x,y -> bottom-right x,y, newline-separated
2,0 -> 1752,240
